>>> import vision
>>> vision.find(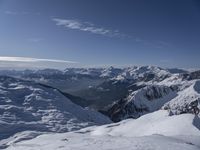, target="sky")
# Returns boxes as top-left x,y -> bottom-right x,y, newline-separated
0,0 -> 200,69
